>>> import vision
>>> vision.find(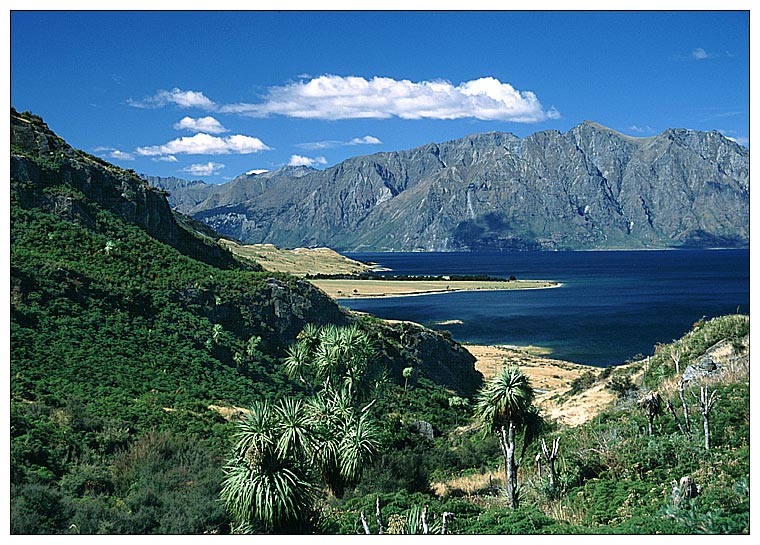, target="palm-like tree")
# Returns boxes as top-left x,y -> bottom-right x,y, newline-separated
297,323 -> 322,351
339,409 -> 380,485
474,366 -> 541,509
305,387 -> 379,497
402,367 -> 414,391
220,401 -> 317,533
225,323 -> 384,521
283,341 -> 312,385
287,324 -> 380,401
274,398 -> 314,458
